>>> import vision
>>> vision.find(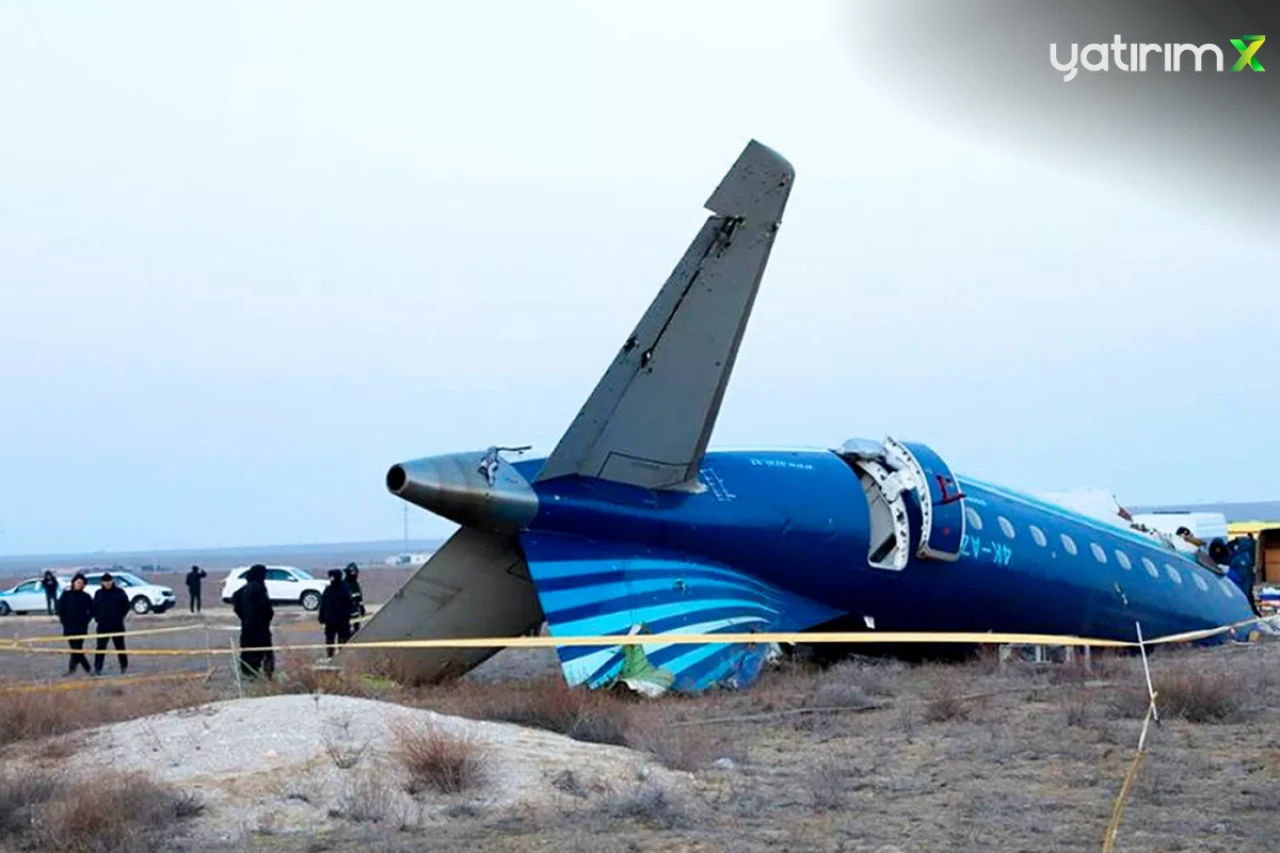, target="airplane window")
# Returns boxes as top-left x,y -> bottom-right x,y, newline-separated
965,508 -> 984,531
1115,551 -> 1132,571
998,516 -> 1015,539
1164,565 -> 1183,585
1029,525 -> 1047,547
1090,543 -> 1107,563
1141,557 -> 1159,579
1059,533 -> 1078,556
1193,574 -> 1209,592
